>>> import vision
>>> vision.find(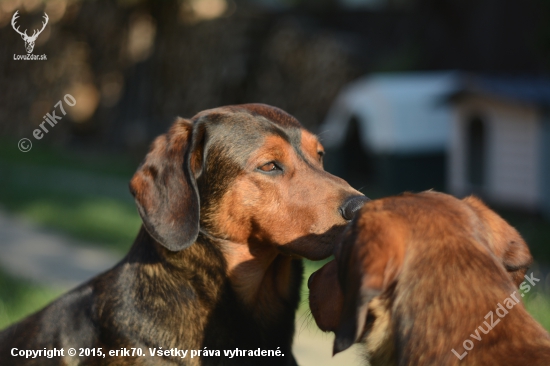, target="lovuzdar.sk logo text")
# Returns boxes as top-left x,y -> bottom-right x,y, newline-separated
11,10 -> 48,61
